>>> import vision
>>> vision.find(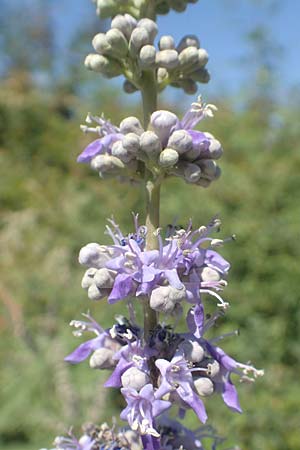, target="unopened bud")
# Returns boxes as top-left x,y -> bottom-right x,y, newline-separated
91,154 -> 125,172
123,80 -> 138,94
156,1 -> 170,14
171,0 -> 187,12
89,348 -> 115,369
79,243 -> 110,268
94,0 -> 115,18
191,68 -> 210,83
121,367 -> 150,390
199,267 -> 221,282
92,33 -> 111,54
159,148 -> 179,167
205,138 -> 223,159
207,360 -> 221,378
84,54 -> 122,78
197,178 -> 211,188
183,162 -> 201,183
179,46 -> 199,68
81,268 -> 97,289
129,28 -> 151,55
139,45 -> 156,68
194,377 -> 214,397
180,78 -> 198,95
140,131 -> 162,154
94,268 -> 116,288
157,67 -> 169,83
137,18 -> 158,42
179,340 -> 204,362
122,133 -> 140,154
150,110 -> 178,144
159,35 -> 175,50
111,141 -> 129,160
156,49 -> 179,70
106,28 -> 128,58
167,129 -> 193,154
197,48 -> 209,67
111,14 -> 137,40
119,116 -> 144,135
198,159 -> 218,179
87,283 -> 103,300
177,35 -> 200,53
150,285 -> 186,313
